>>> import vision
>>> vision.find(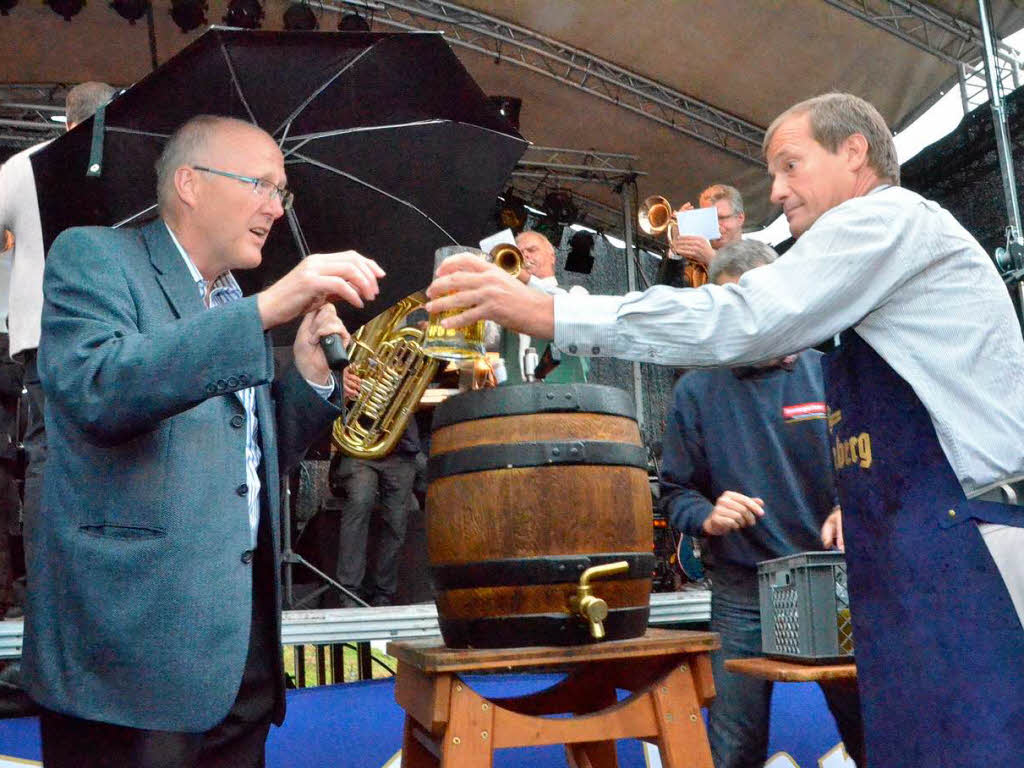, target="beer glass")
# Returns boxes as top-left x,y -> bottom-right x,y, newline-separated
423,245 -> 487,361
